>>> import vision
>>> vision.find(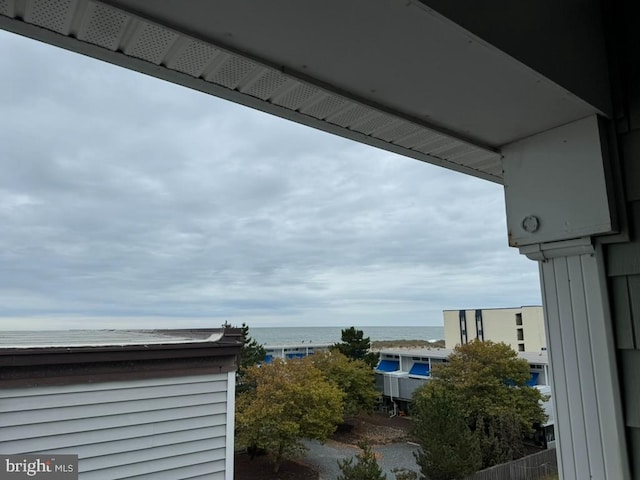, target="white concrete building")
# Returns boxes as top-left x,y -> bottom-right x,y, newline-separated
375,347 -> 550,405
0,329 -> 242,480
264,343 -> 332,363
444,306 -> 546,353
